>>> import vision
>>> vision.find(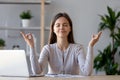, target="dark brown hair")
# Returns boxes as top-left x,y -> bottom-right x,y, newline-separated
48,12 -> 75,44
